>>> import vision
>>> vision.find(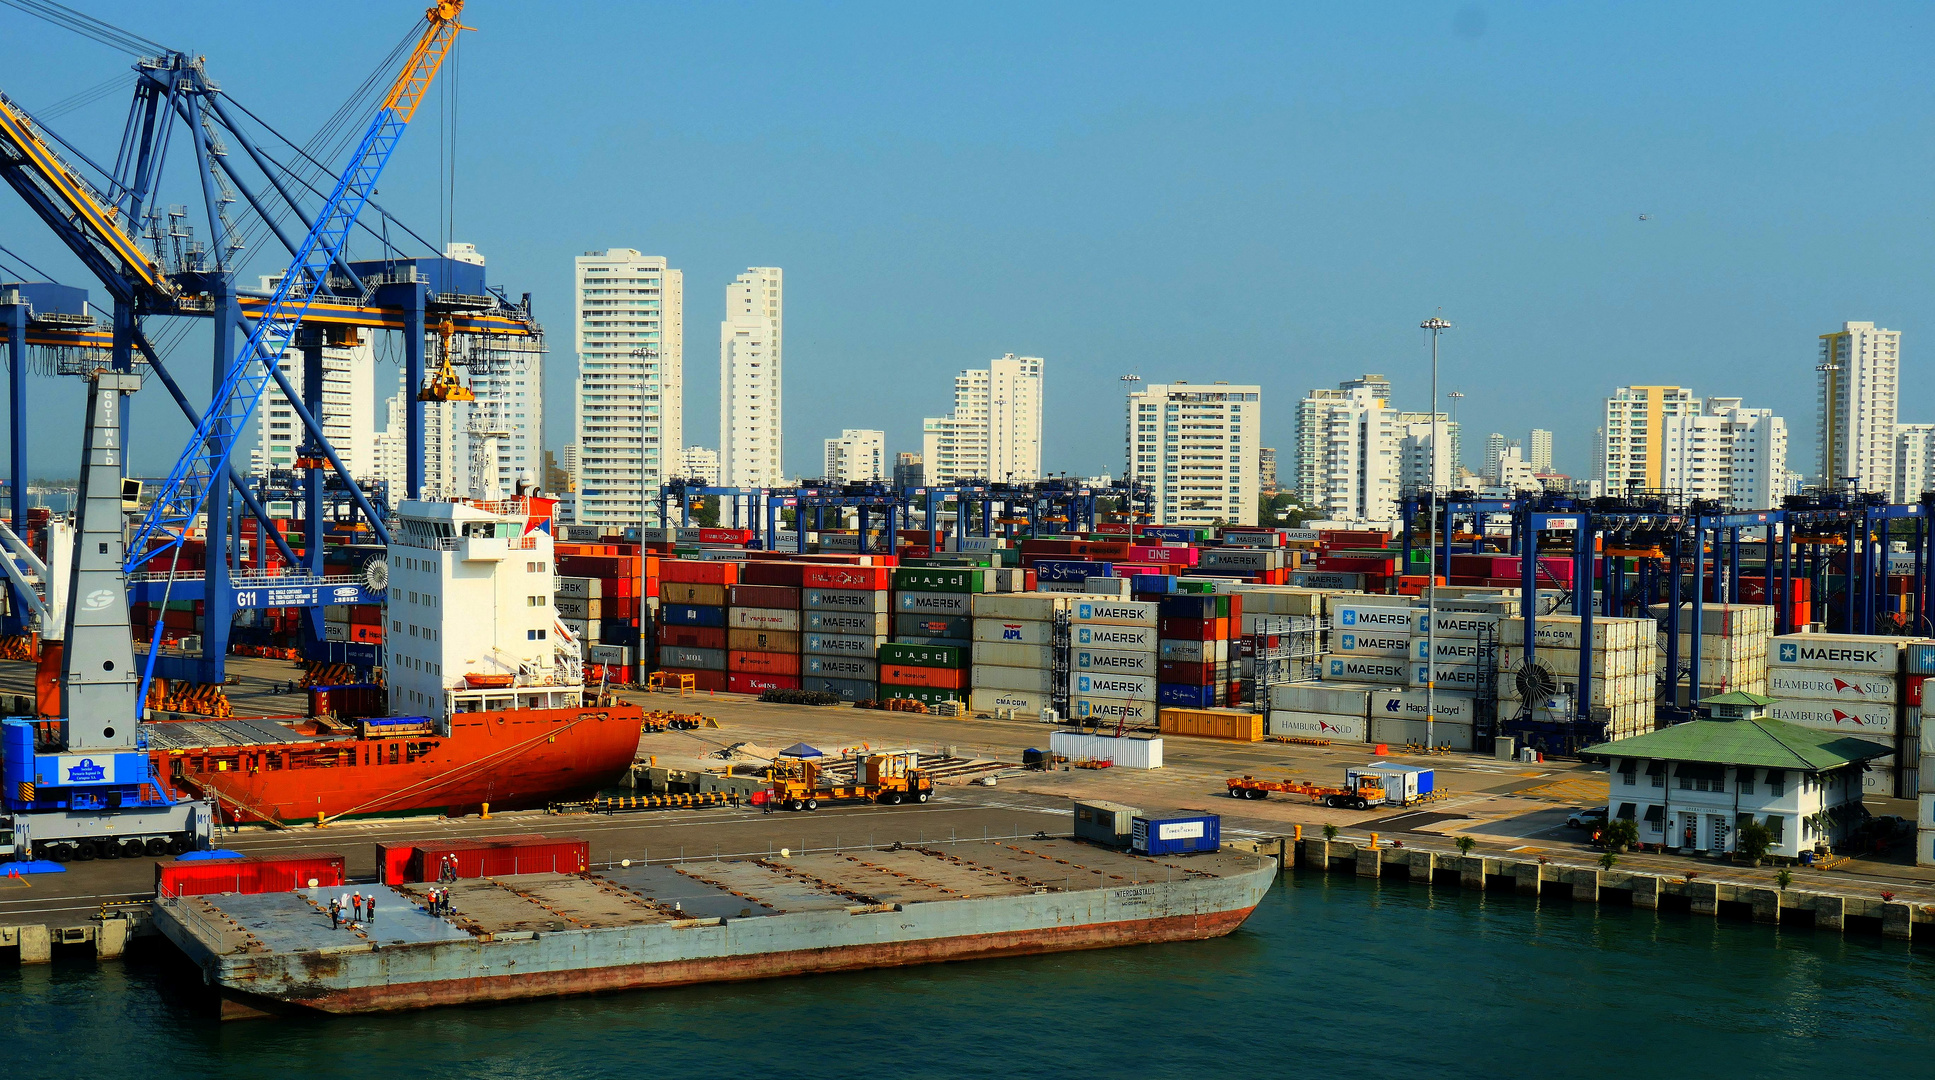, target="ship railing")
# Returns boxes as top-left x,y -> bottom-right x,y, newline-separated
155,884 -> 241,952
127,569 -> 367,587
